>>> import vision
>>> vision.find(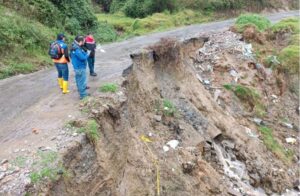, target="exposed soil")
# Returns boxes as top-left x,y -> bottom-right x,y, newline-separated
22,35 -> 299,195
